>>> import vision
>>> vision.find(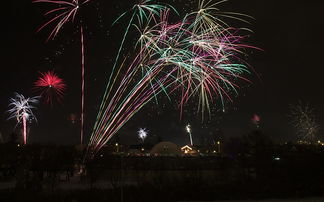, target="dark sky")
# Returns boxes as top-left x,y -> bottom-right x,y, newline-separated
1,0 -> 324,145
